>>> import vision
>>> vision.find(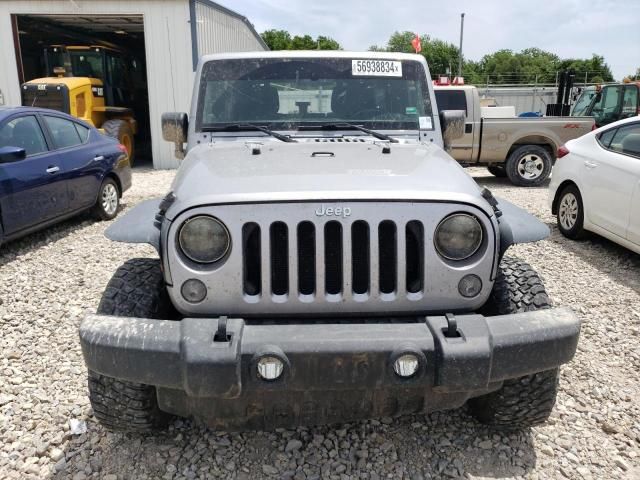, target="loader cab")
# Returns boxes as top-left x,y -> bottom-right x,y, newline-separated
44,45 -> 141,109
574,83 -> 640,127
